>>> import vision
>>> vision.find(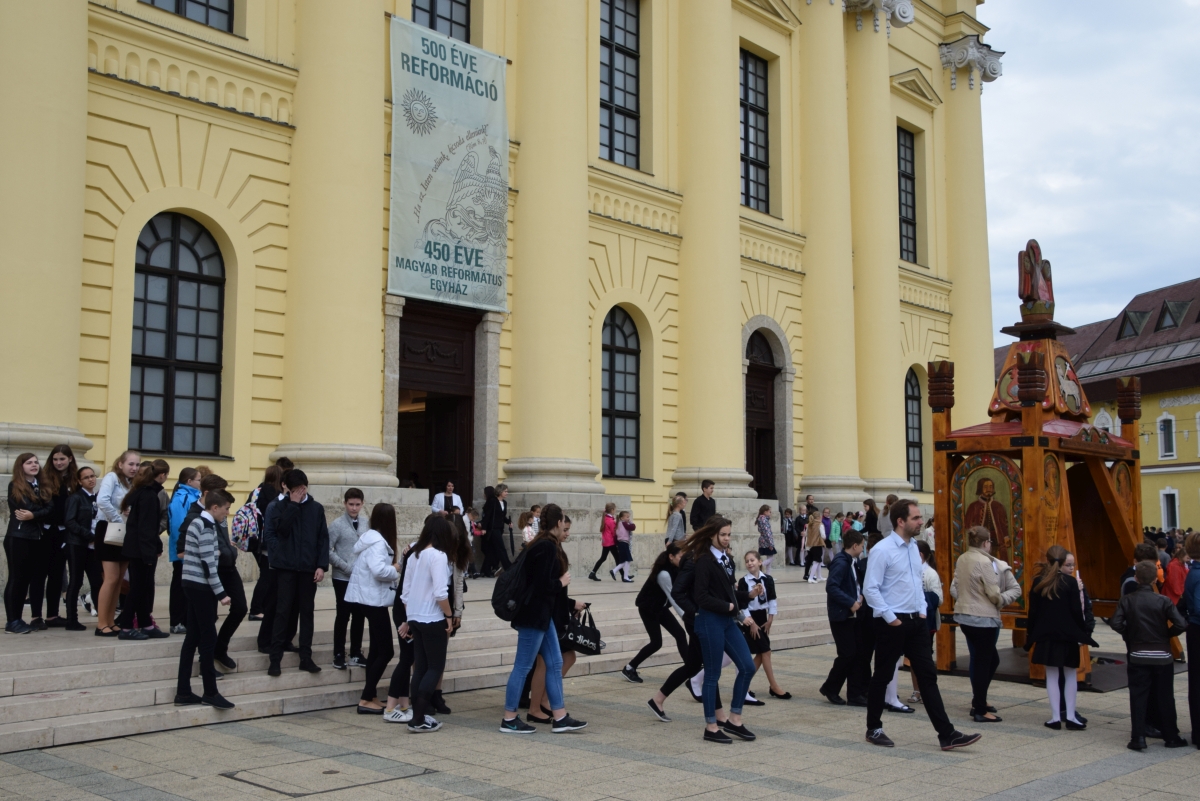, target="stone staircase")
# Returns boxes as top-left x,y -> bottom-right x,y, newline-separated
0,571 -> 832,753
